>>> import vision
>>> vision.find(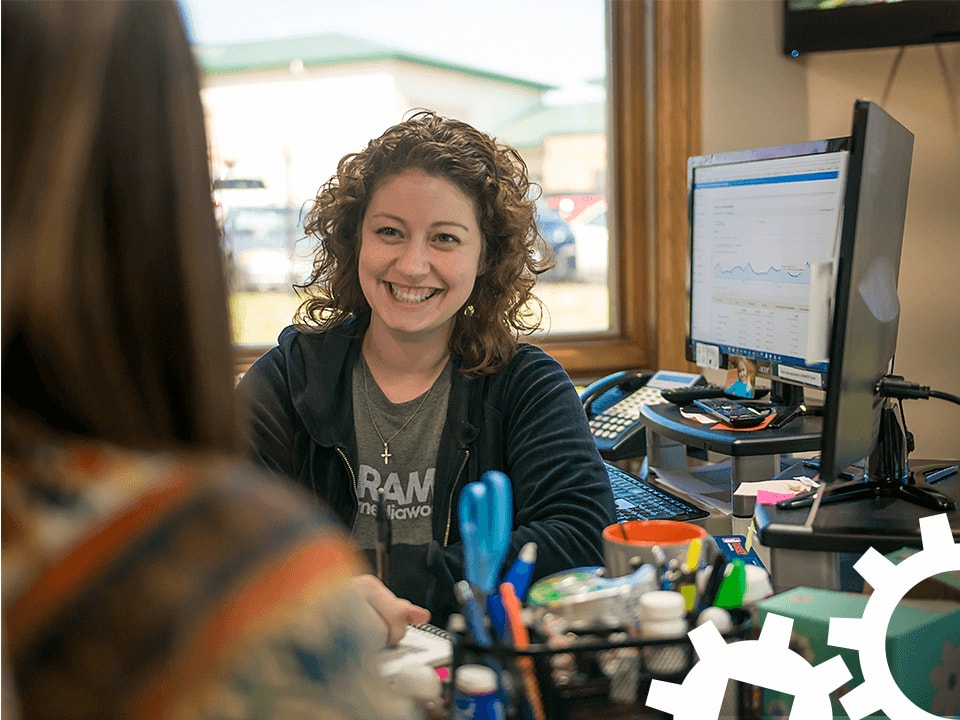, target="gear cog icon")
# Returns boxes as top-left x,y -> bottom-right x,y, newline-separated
645,612 -> 851,719
828,512 -> 960,720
